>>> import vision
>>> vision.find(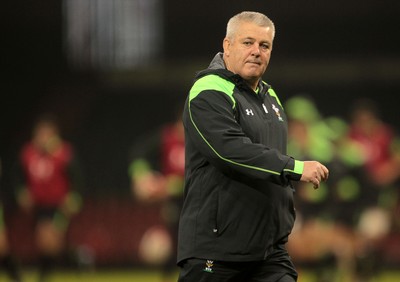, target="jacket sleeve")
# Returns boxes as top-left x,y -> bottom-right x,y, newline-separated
184,88 -> 303,186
